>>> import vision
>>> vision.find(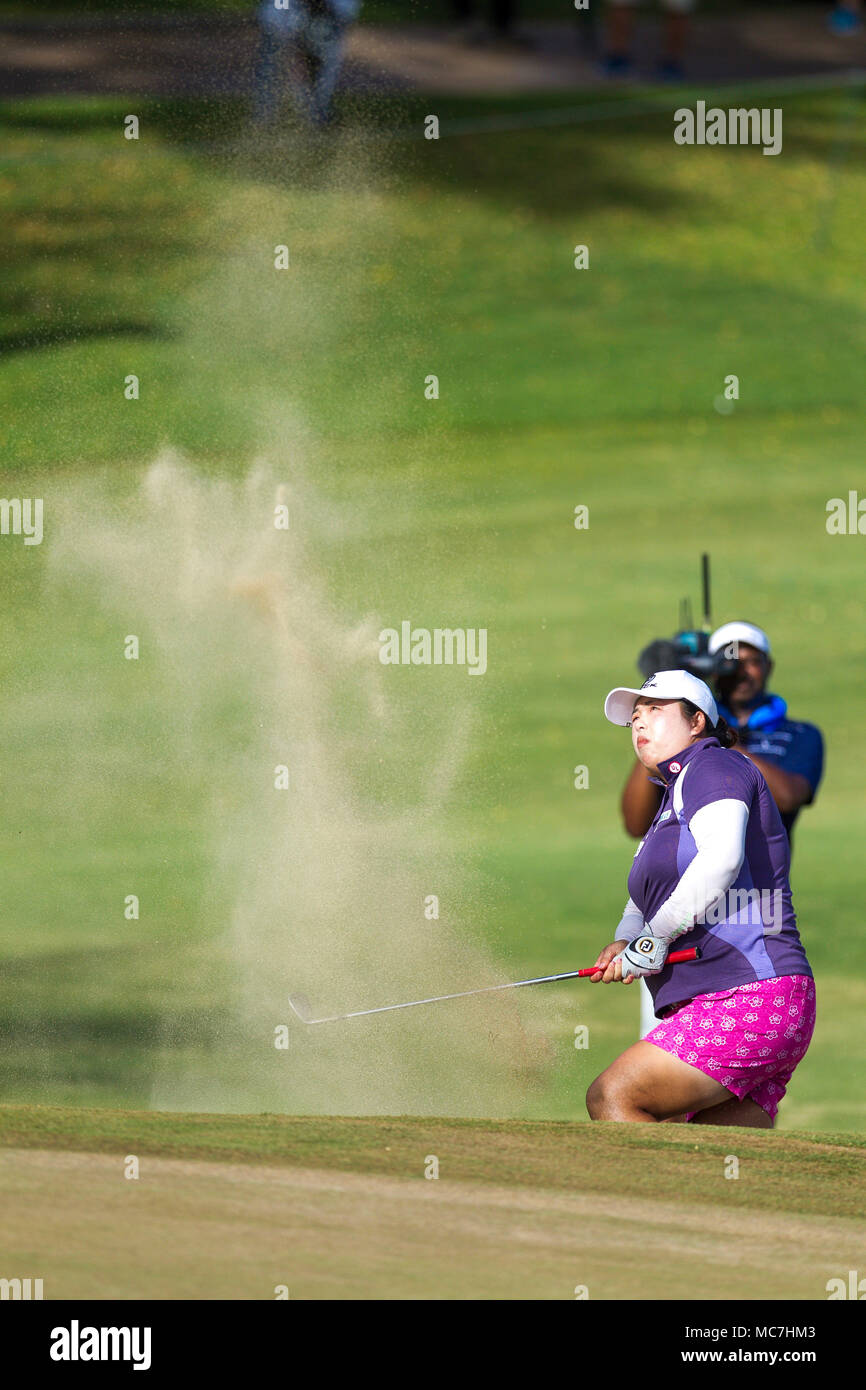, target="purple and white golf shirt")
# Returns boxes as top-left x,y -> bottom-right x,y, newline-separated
626,737 -> 812,1016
